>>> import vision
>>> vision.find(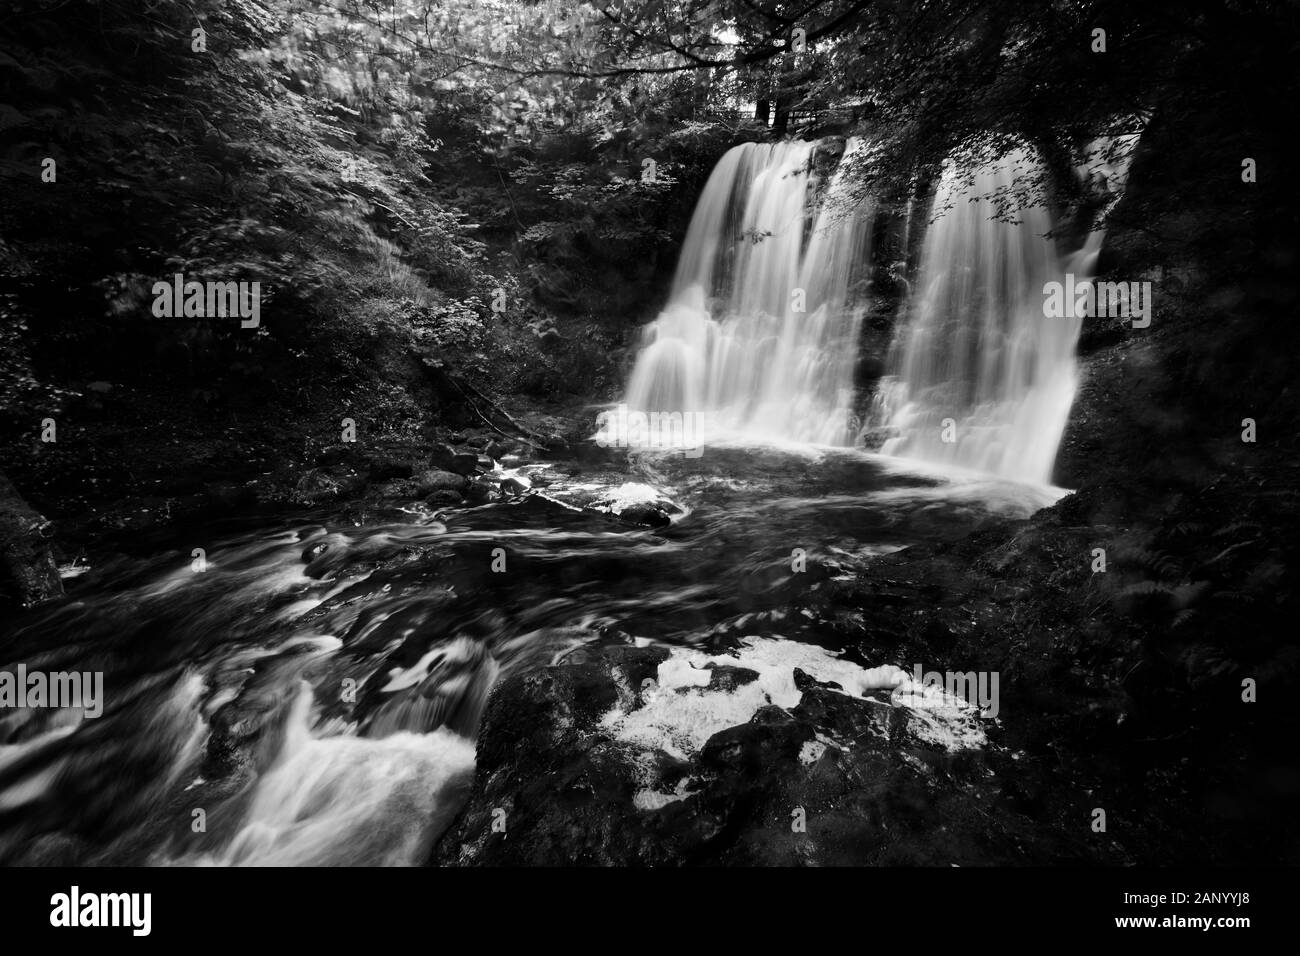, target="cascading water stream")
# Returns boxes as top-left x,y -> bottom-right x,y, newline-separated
623,139 -> 874,446
875,150 -> 1083,486
623,138 -> 1090,487
0,140 -> 1117,869
0,458 -> 1055,867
